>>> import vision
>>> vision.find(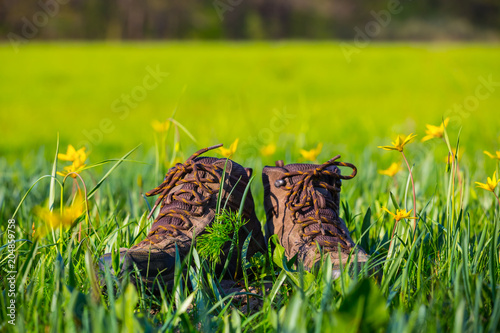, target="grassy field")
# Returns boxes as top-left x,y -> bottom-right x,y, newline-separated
1,42 -> 500,332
